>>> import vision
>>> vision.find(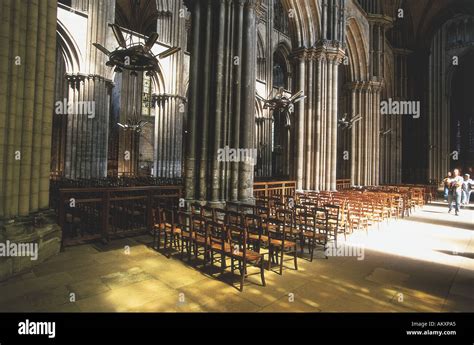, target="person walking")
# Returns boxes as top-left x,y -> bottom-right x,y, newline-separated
443,171 -> 452,202
461,173 -> 473,206
448,169 -> 463,216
